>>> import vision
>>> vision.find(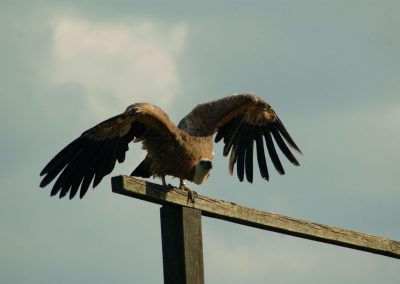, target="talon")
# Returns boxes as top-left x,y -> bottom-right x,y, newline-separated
182,186 -> 197,203
190,190 -> 198,203
186,189 -> 195,203
178,179 -> 196,203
